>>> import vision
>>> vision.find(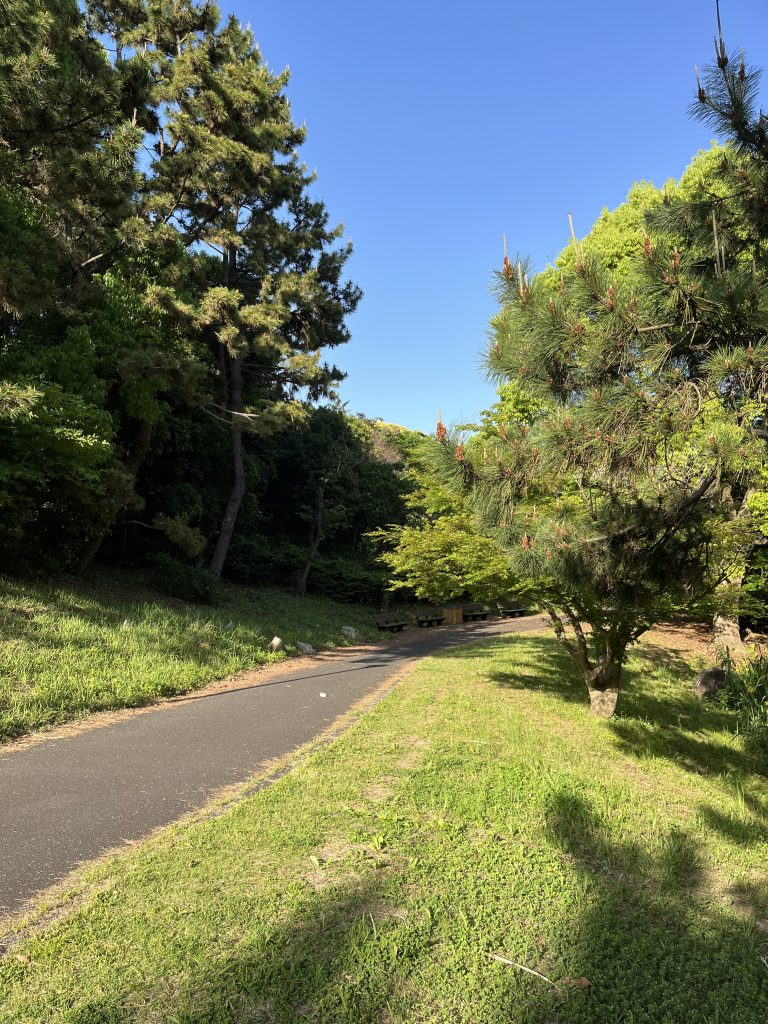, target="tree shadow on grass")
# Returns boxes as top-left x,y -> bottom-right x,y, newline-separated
731,877 -> 768,930
607,713 -> 766,778
596,646 -> 768,783
534,788 -> 768,1024
62,789 -> 768,1024
618,642 -> 731,726
698,803 -> 768,846
442,636 -> 589,706
64,869 -> 418,1024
